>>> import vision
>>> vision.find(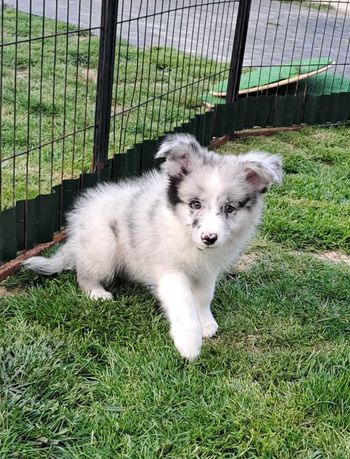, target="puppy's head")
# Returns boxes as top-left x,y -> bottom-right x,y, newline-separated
156,134 -> 282,249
